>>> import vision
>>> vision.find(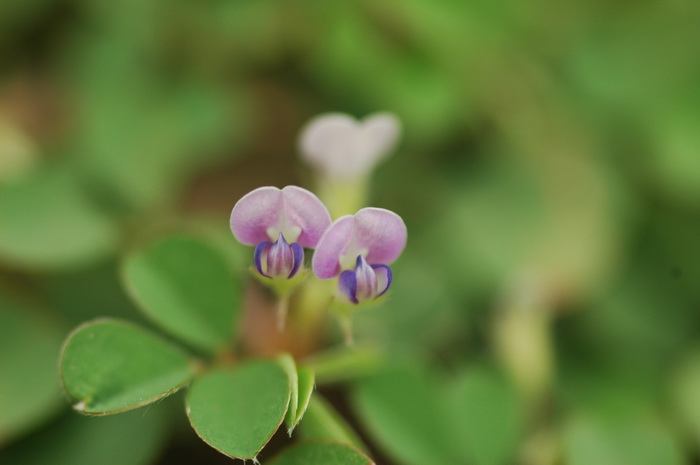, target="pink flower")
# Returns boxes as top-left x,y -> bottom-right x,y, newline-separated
230,186 -> 331,279
312,208 -> 407,303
